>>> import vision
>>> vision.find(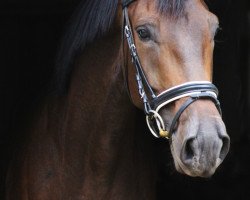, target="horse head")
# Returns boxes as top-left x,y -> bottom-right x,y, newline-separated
122,0 -> 230,177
